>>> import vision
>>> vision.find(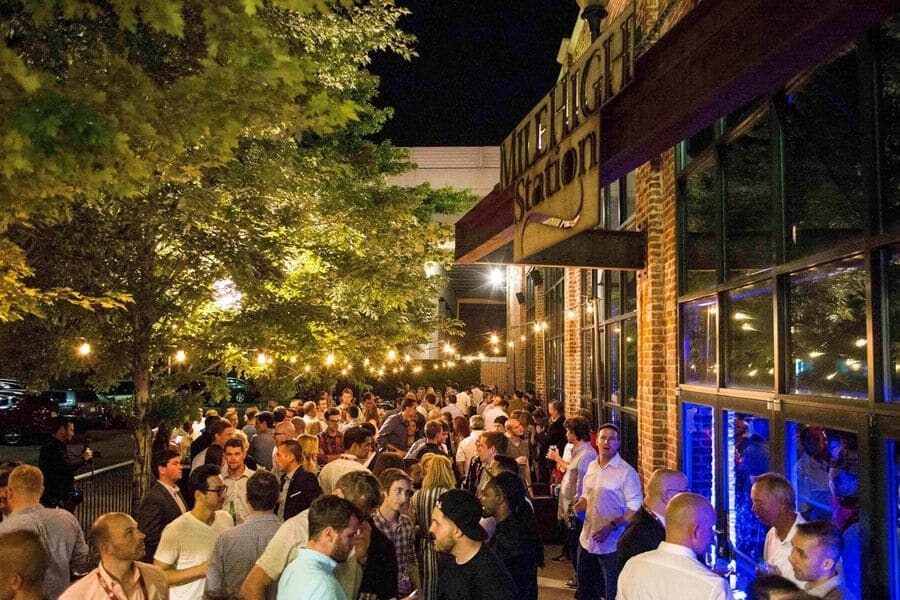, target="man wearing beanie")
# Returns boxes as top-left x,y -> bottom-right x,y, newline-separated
429,489 -> 516,600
